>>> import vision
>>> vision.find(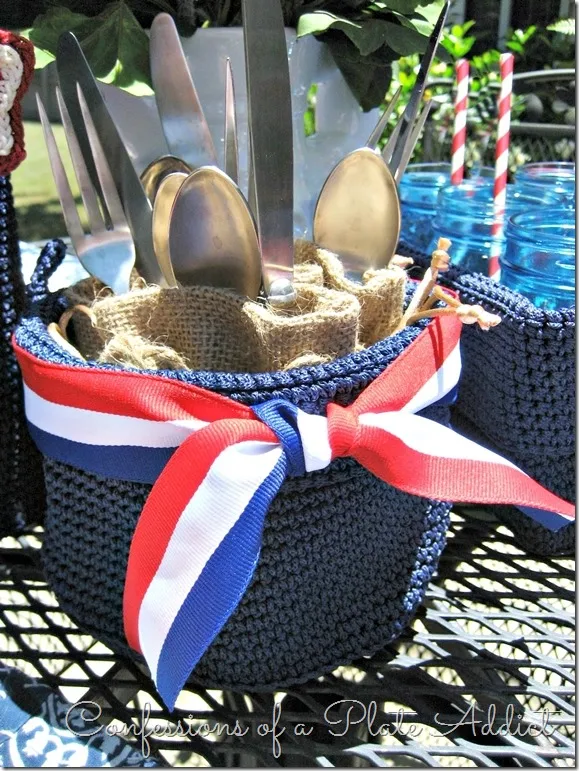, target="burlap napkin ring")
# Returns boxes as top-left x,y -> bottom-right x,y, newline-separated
295,240 -> 406,345
63,277 -> 361,373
